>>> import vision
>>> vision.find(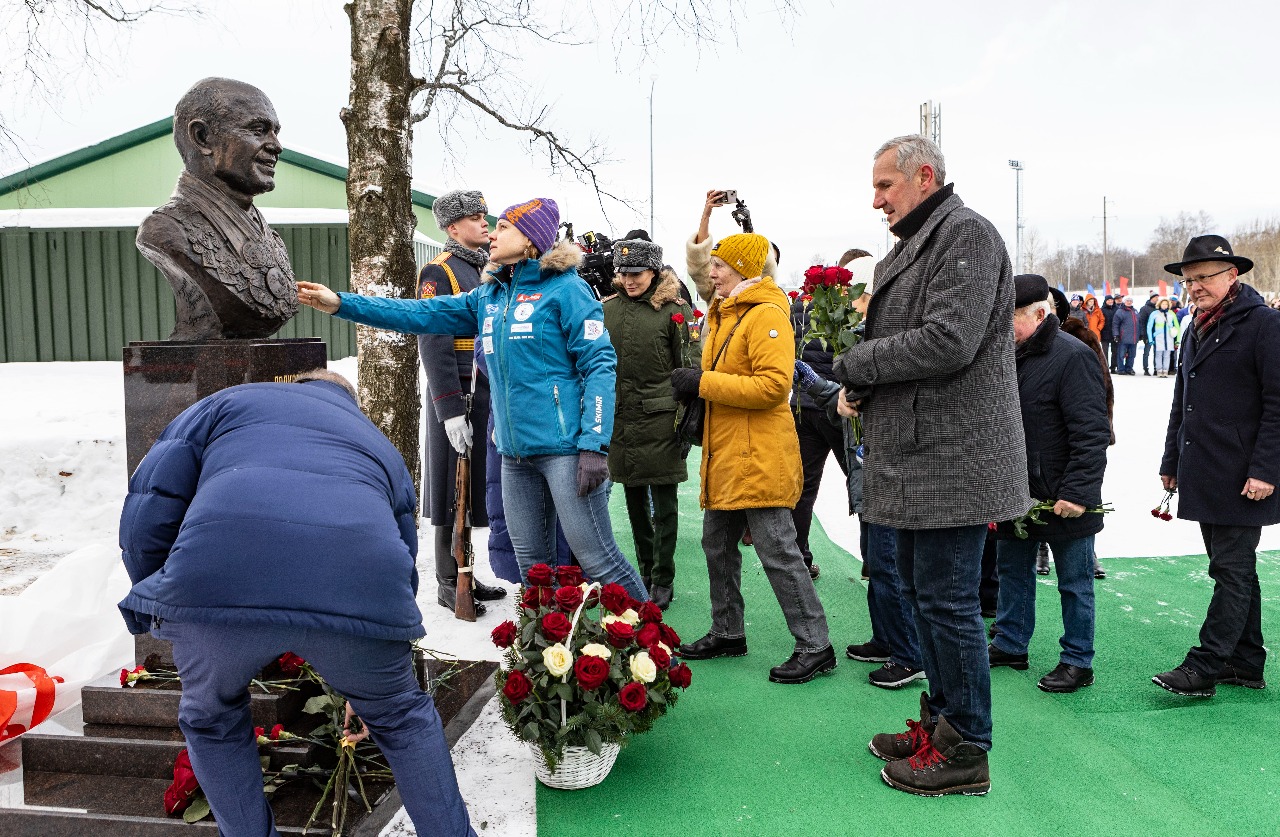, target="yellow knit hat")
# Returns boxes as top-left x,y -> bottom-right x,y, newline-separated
711,233 -> 770,279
